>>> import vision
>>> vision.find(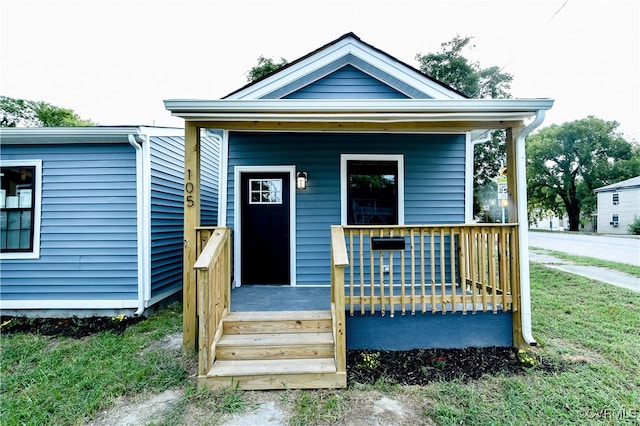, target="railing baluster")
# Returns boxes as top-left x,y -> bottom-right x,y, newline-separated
439,228 -> 446,315
349,229 -> 354,316
400,228 -> 406,315
388,229 -> 395,317
359,229 -> 365,315
460,227 -> 468,314
410,228 -> 416,315
500,227 -> 508,310
369,229 -> 375,315
489,228 -> 498,313
420,228 -> 426,313
450,227 -> 457,314
379,228 -> 385,316
509,227 -> 519,312
430,229 -> 436,313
